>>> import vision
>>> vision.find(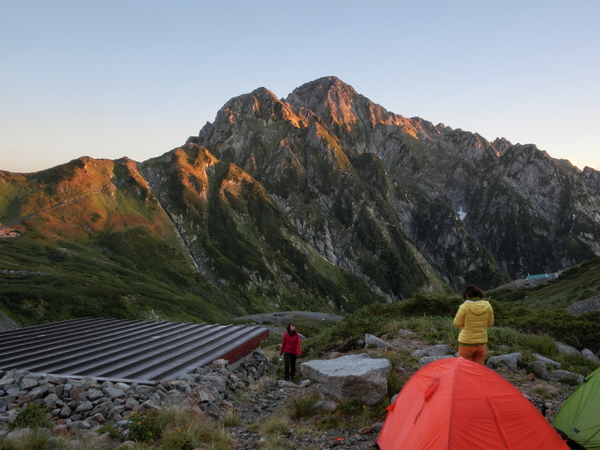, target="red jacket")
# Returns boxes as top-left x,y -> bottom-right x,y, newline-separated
280,332 -> 301,355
